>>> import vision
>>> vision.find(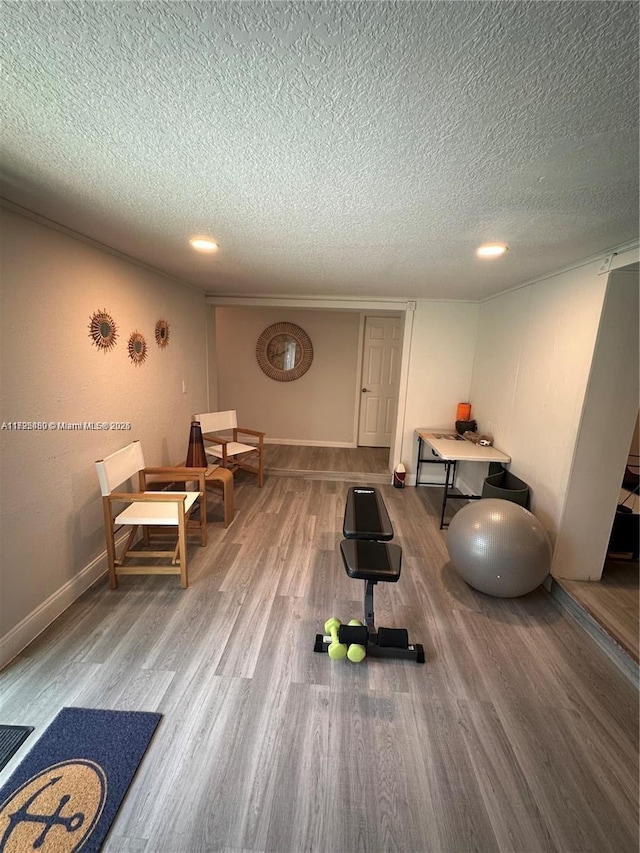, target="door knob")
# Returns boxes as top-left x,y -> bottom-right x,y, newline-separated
362,388 -> 371,392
